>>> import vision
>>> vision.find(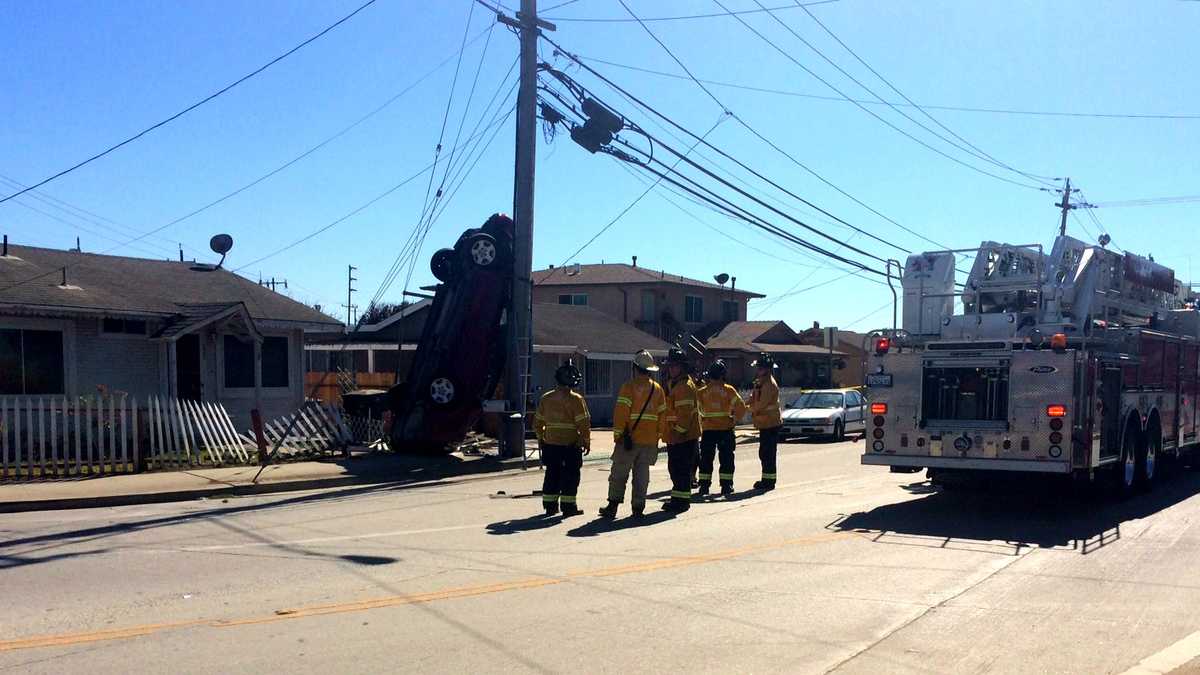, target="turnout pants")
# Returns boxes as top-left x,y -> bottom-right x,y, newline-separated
667,439 -> 699,507
607,443 -> 658,511
758,426 -> 781,485
542,444 -> 583,509
698,429 -> 736,488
